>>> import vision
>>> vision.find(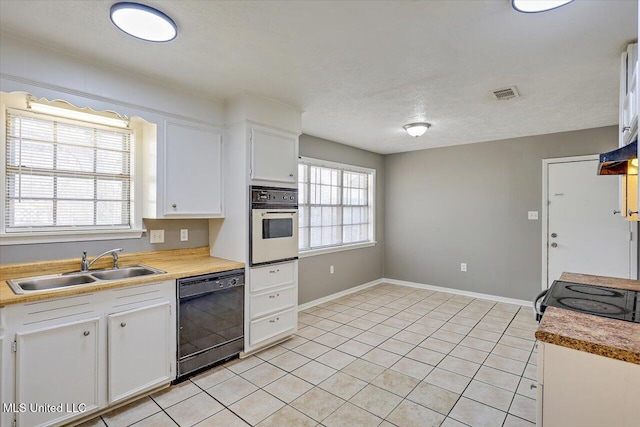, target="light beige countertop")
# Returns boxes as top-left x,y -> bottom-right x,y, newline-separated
535,272 -> 640,365
0,247 -> 244,306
